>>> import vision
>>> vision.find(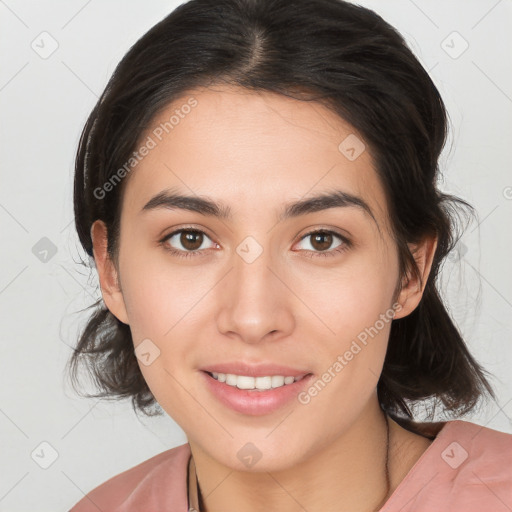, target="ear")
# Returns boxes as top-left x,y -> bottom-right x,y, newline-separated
90,220 -> 130,325
393,235 -> 438,320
